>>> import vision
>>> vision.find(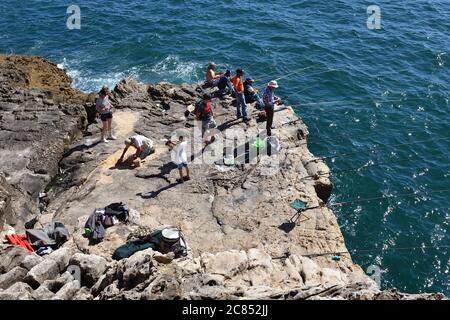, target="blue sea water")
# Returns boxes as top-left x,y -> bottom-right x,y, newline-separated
0,1 -> 448,294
